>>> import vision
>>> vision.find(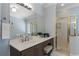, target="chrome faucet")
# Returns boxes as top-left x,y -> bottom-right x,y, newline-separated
25,36 -> 29,41
19,34 -> 32,42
